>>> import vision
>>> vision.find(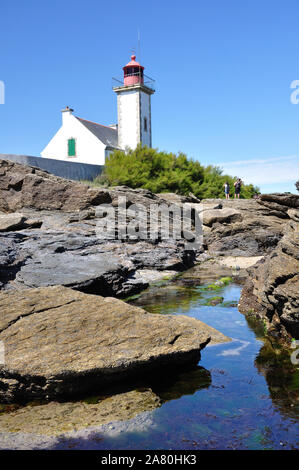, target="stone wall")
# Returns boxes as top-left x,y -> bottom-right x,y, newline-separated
0,154 -> 103,181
